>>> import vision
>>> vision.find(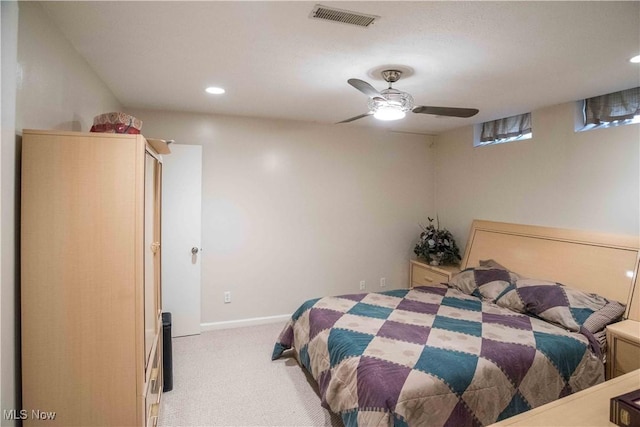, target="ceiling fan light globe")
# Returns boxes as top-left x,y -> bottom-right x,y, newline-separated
374,107 -> 406,121
378,89 -> 414,112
